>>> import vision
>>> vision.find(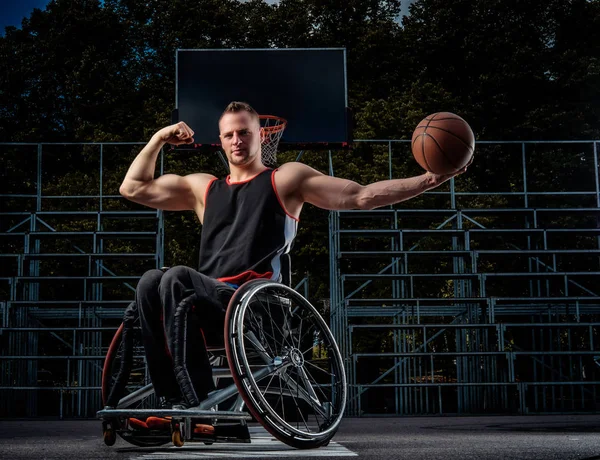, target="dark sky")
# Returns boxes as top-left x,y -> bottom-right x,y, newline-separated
0,0 -> 50,35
